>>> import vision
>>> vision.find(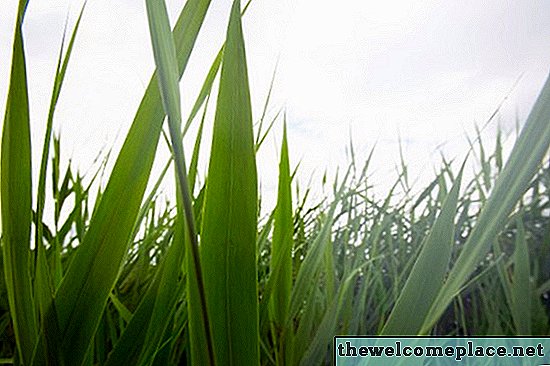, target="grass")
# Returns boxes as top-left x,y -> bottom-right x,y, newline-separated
1,0 -> 550,365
